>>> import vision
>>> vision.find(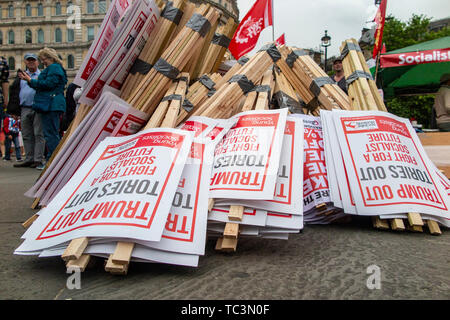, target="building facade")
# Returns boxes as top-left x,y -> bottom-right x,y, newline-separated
0,0 -> 108,83
0,0 -> 238,84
